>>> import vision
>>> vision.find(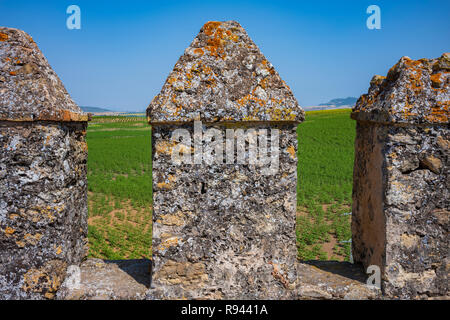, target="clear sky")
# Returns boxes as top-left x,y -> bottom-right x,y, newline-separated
1,0 -> 449,111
